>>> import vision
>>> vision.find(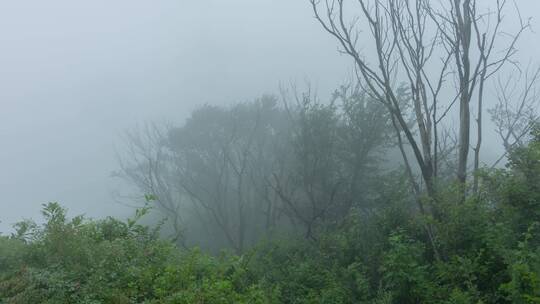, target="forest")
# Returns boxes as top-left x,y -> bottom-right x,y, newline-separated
1,0 -> 540,303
